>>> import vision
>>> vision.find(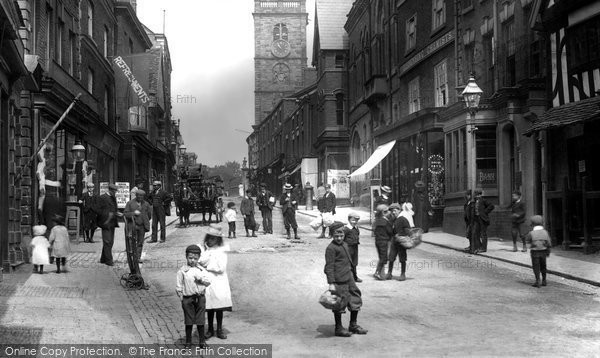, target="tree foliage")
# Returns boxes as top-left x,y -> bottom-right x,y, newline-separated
205,161 -> 242,190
